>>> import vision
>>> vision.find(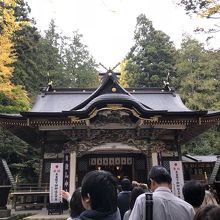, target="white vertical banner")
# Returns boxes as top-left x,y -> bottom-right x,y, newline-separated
169,161 -> 184,199
50,163 -> 63,203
